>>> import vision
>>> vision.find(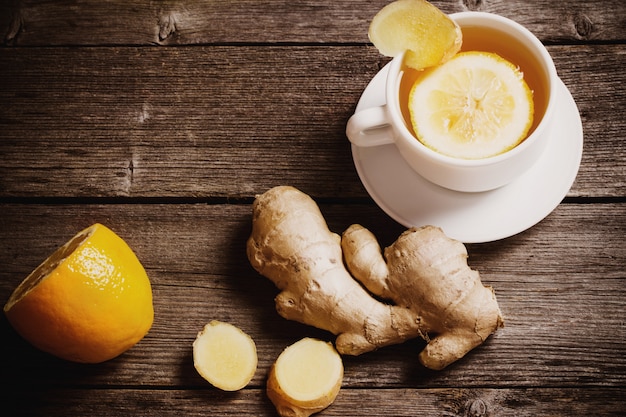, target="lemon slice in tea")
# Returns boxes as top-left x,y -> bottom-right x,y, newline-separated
368,0 -> 462,70
409,51 -> 534,159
